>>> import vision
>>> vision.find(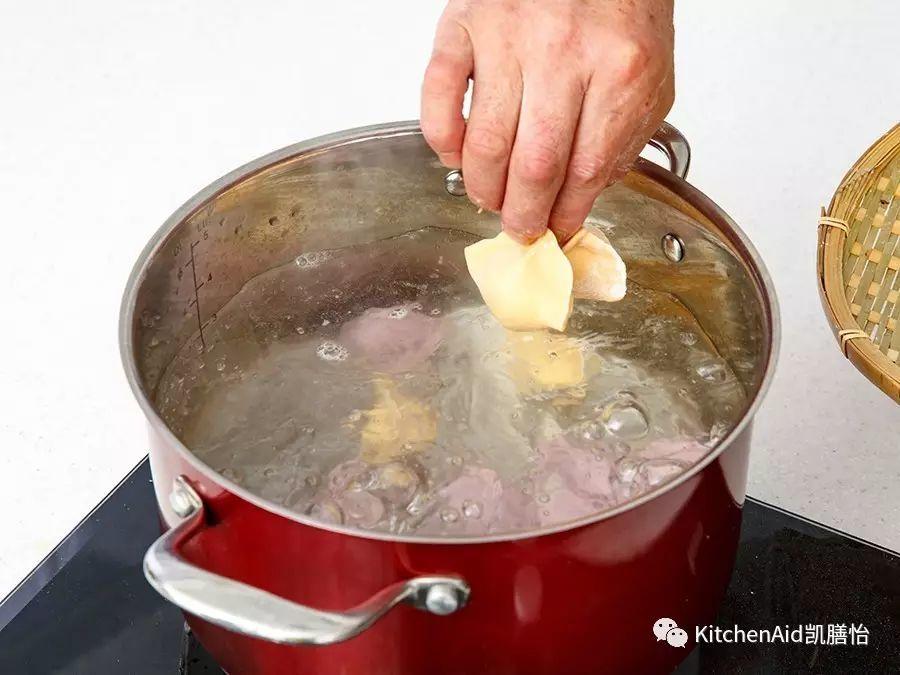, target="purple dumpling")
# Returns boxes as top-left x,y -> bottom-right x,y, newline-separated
340,305 -> 443,373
